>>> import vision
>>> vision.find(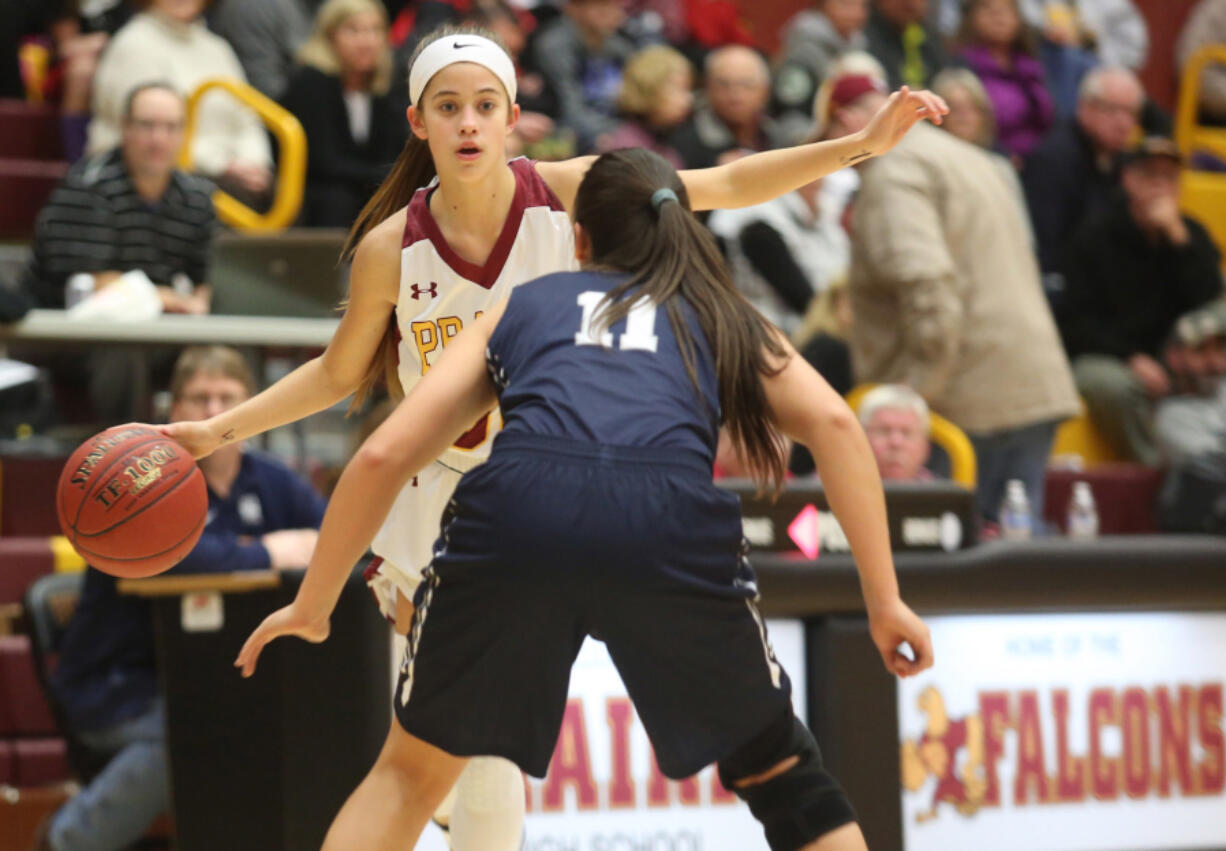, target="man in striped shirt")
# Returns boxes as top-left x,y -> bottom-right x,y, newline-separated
23,81 -> 216,313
